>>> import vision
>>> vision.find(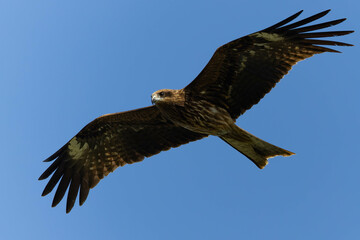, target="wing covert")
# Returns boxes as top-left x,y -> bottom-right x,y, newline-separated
185,10 -> 353,119
39,106 -> 207,213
